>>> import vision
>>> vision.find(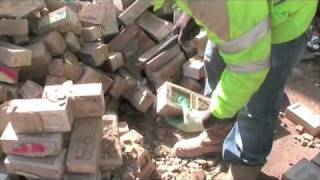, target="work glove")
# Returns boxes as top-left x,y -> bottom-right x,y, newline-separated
173,13 -> 200,44
166,96 -> 210,132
